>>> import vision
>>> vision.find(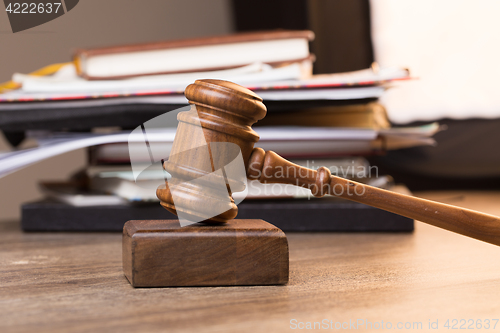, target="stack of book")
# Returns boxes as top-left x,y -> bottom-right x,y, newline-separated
0,30 -> 435,232
0,30 -> 409,136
